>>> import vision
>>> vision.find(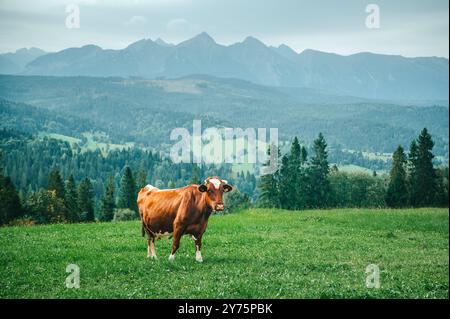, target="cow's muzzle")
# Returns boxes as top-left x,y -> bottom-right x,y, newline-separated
214,204 -> 225,211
